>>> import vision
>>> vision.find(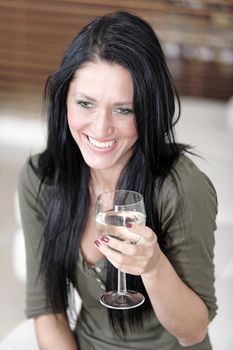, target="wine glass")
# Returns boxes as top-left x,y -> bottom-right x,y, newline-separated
95,190 -> 146,309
